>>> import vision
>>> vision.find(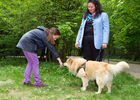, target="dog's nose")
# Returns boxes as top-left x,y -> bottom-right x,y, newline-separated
63,63 -> 67,67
